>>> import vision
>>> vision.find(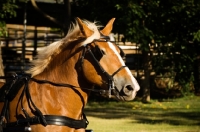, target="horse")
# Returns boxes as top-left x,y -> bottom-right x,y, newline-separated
0,17 -> 140,132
